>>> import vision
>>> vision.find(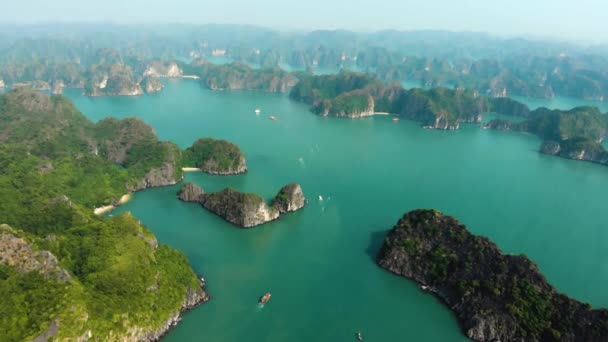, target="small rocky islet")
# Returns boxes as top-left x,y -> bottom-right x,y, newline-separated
377,209 -> 608,342
177,182 -> 306,228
